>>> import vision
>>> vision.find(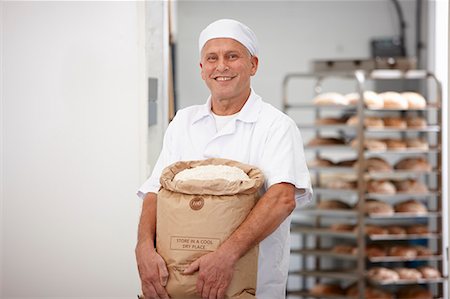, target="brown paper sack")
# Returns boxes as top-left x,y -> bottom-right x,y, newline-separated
157,158 -> 265,299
